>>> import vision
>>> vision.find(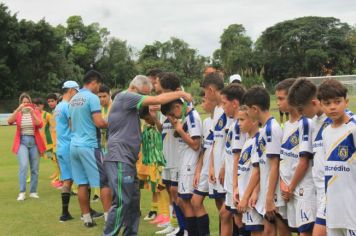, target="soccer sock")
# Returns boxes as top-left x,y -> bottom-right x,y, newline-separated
197,214 -> 210,236
61,192 -> 71,215
82,213 -> 92,223
185,217 -> 198,236
239,226 -> 250,236
173,202 -> 186,229
158,190 -> 170,216
232,222 -> 239,236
